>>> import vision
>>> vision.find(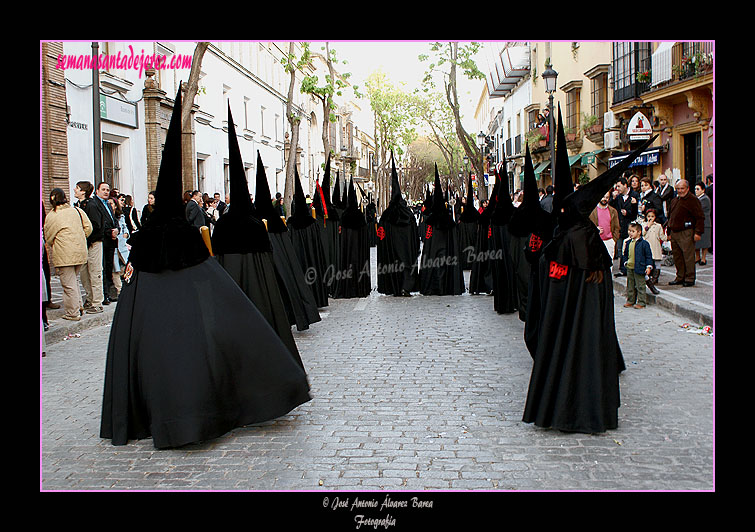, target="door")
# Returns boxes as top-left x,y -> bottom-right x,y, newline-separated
683,131 -> 702,184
